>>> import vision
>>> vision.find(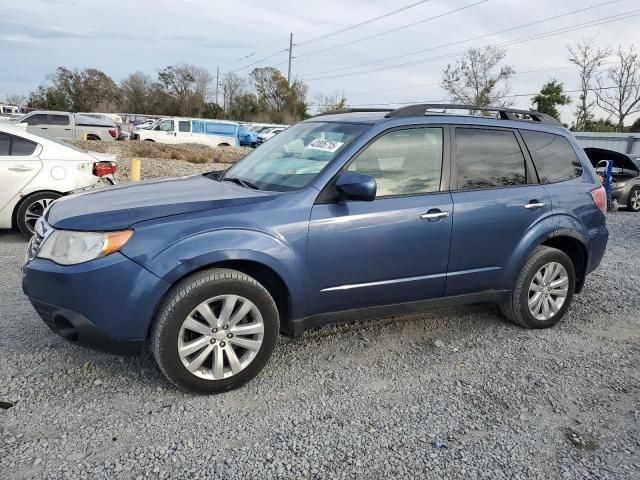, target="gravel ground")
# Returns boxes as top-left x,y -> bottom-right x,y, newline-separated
114,157 -> 228,182
1,213 -> 639,479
